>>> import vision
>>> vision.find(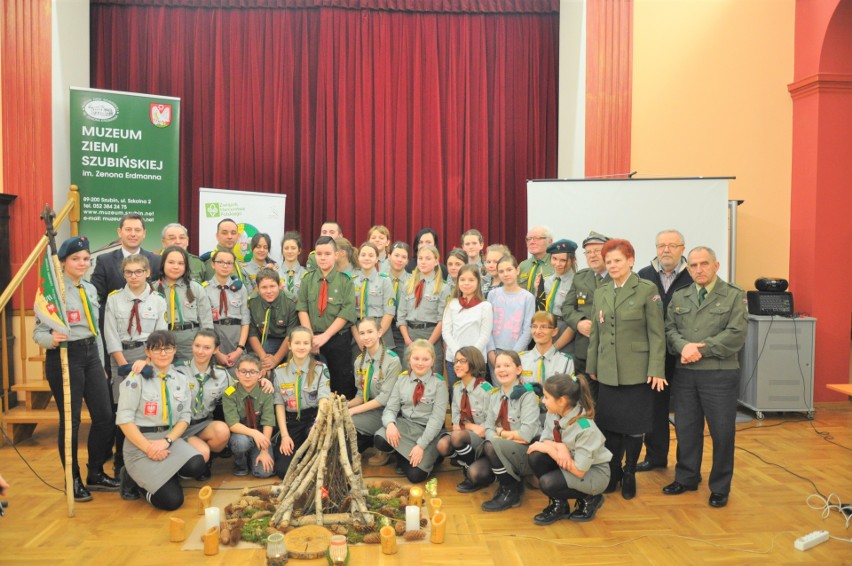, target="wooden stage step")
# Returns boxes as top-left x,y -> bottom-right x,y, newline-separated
2,405 -> 91,445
